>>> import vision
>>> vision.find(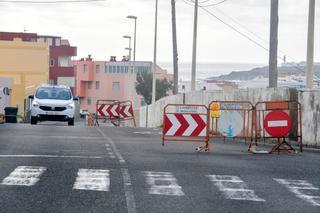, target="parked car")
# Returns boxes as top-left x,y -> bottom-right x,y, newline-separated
29,84 -> 78,126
